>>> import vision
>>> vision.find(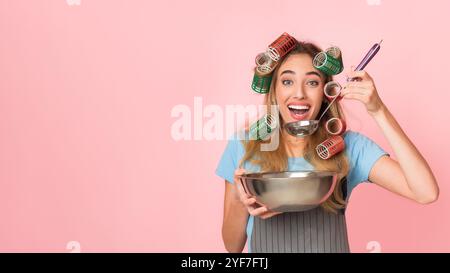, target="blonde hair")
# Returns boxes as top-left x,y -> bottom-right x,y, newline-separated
240,41 -> 349,214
